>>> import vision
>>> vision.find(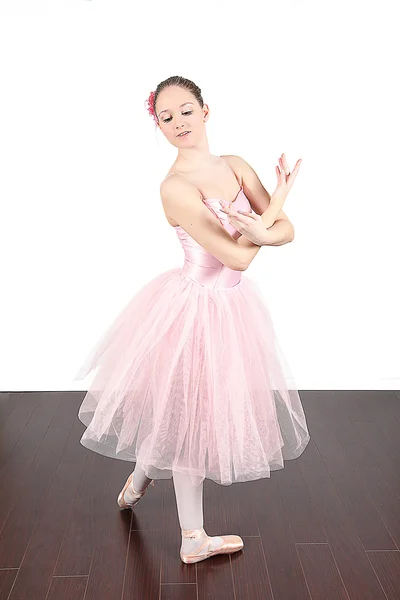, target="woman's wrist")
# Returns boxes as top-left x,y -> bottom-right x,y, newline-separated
260,204 -> 280,230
